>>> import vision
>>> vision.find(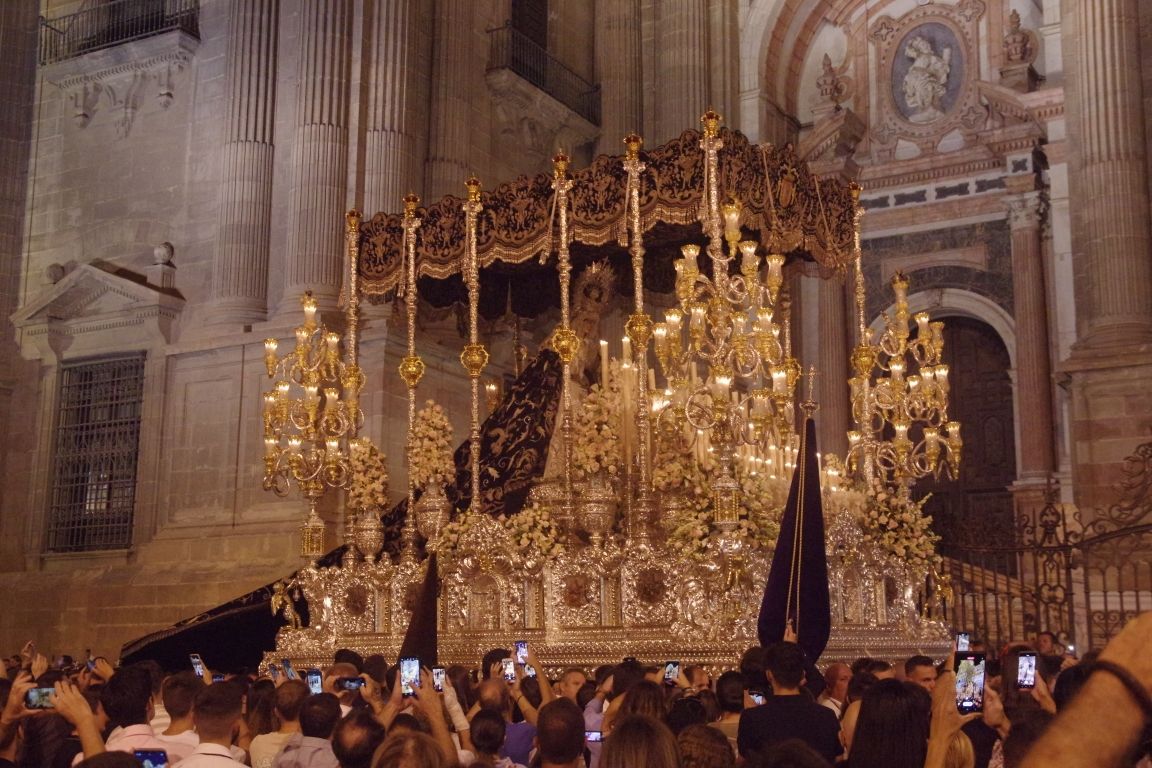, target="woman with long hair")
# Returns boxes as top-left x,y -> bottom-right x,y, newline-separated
600,714 -> 680,768
845,679 -> 932,768
616,680 -> 667,722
